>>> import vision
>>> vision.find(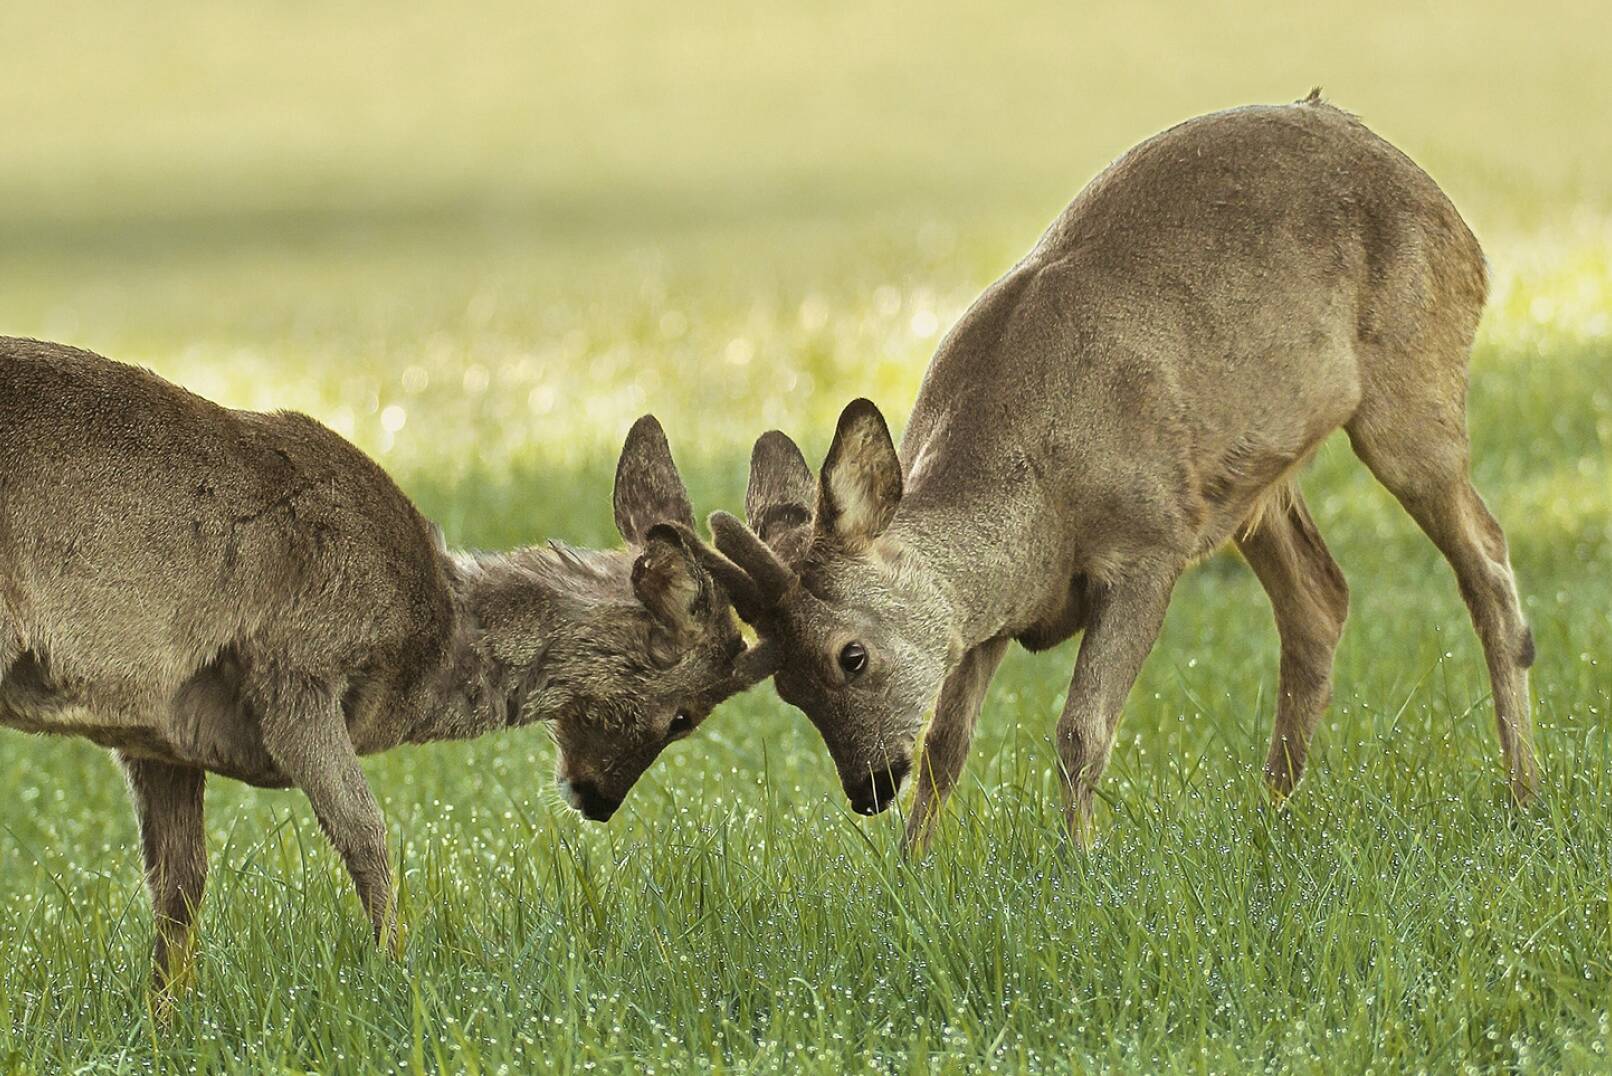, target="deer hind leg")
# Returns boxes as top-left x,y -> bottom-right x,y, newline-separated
252,670 -> 400,951
120,754 -> 208,994
1347,387 -> 1537,803
1235,490 -> 1350,799
904,636 -> 1009,857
